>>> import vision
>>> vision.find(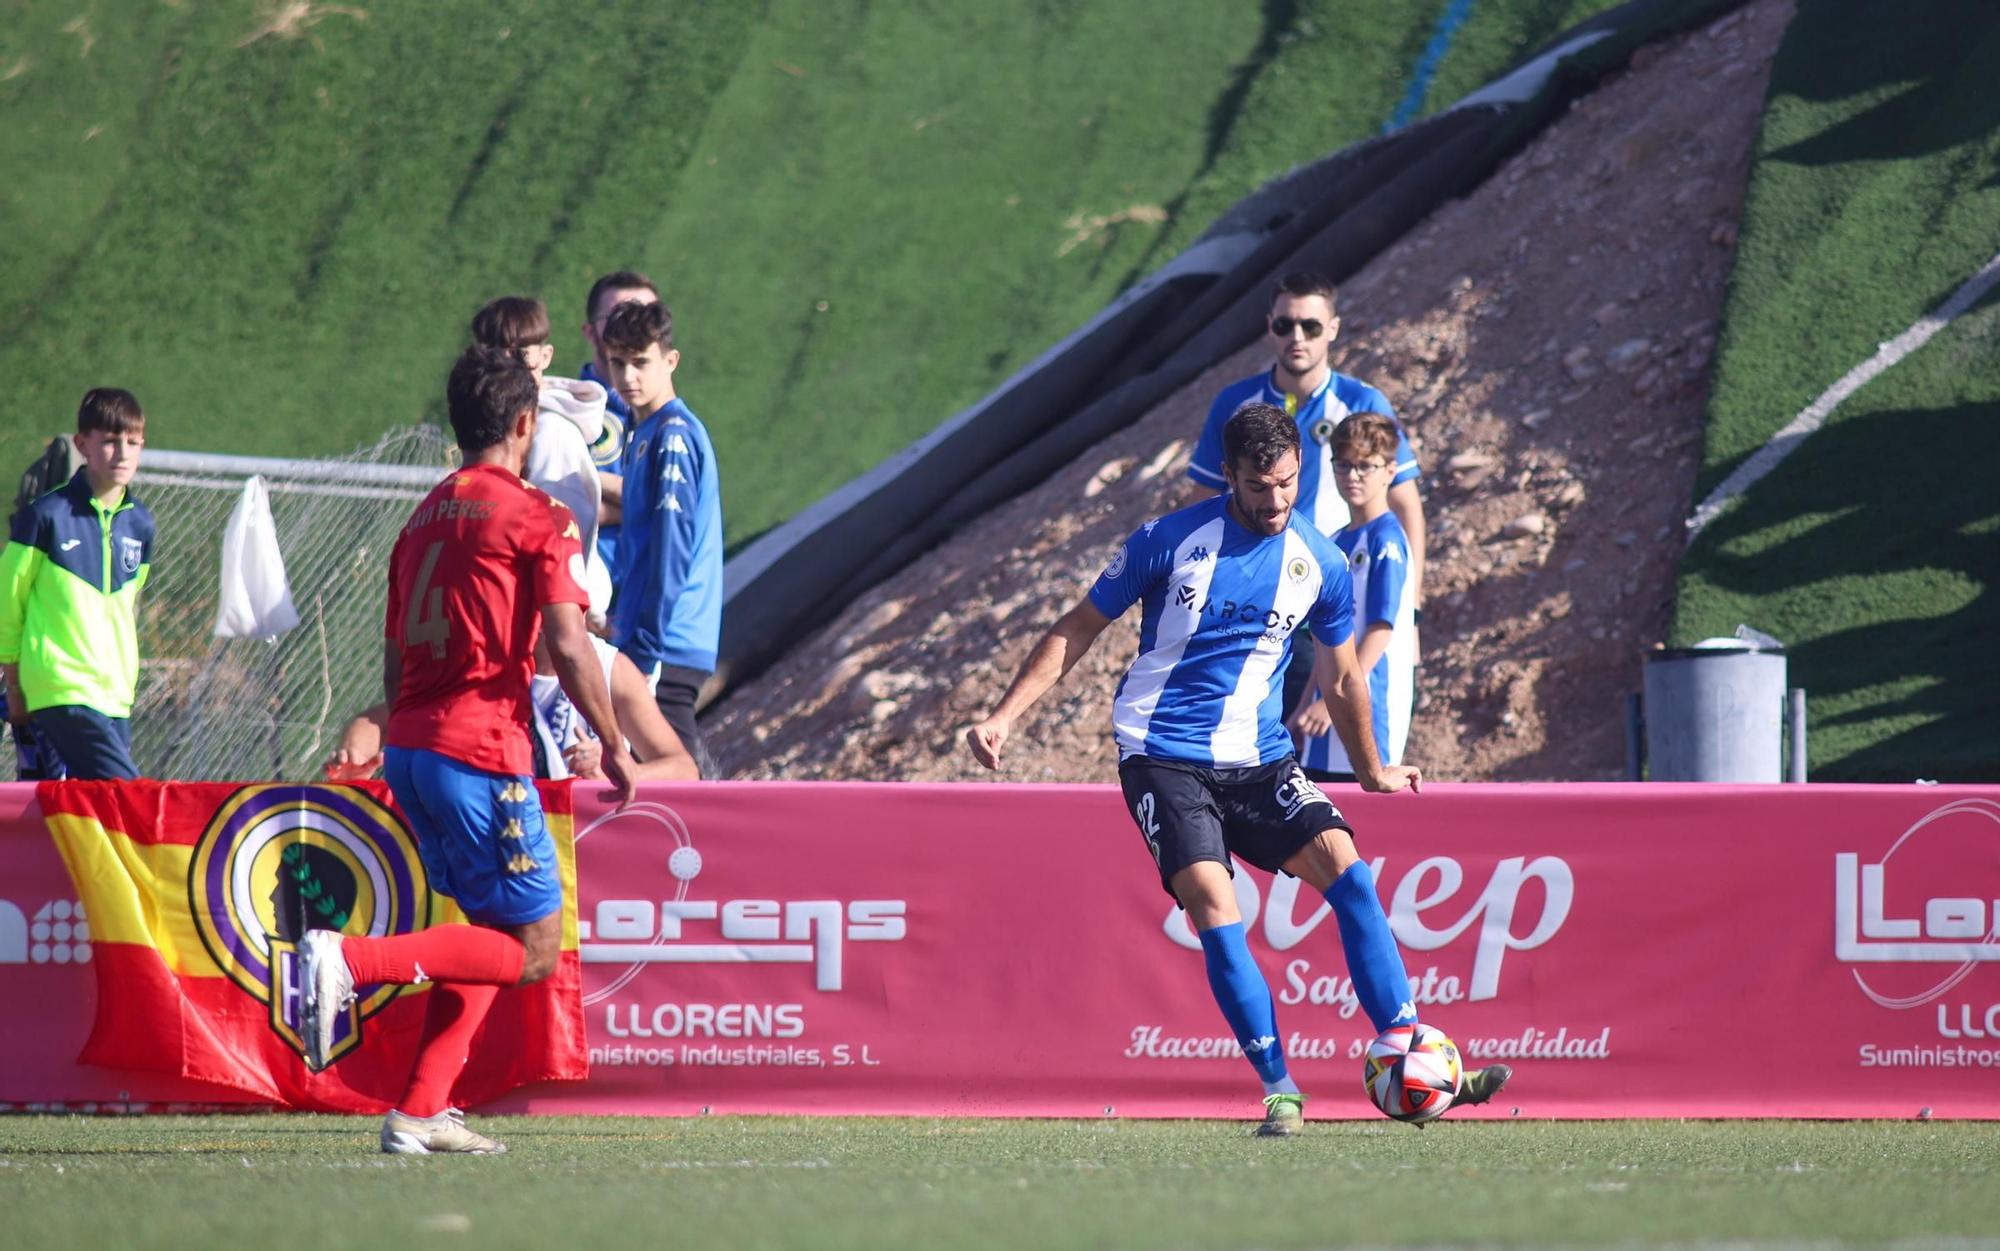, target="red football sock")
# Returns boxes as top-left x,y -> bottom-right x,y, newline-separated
341,925 -> 524,987
398,982 -> 501,1119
